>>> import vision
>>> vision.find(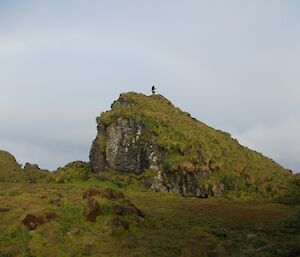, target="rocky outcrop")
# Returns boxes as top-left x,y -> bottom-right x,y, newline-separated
21,214 -> 45,230
148,170 -> 208,198
89,94 -> 213,198
23,162 -> 50,183
89,92 -> 291,198
90,117 -> 162,174
143,169 -> 224,198
51,161 -> 90,183
84,197 -> 101,222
